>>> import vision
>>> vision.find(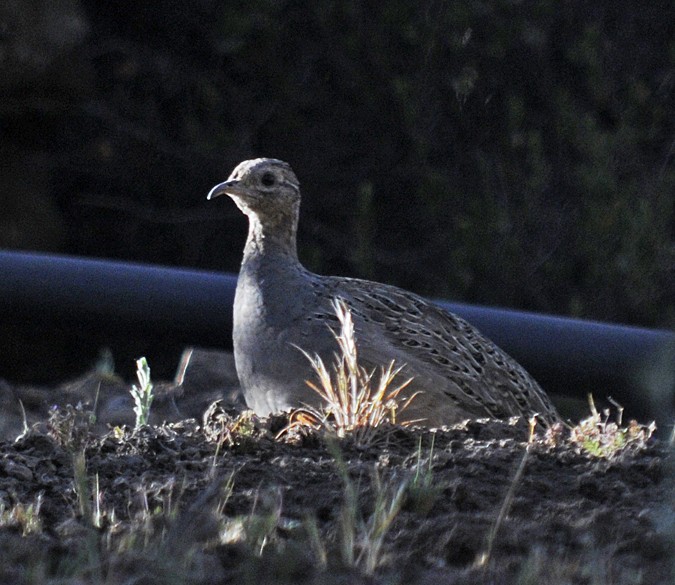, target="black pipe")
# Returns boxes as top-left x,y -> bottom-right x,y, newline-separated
0,250 -> 236,346
1,250 -> 673,426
